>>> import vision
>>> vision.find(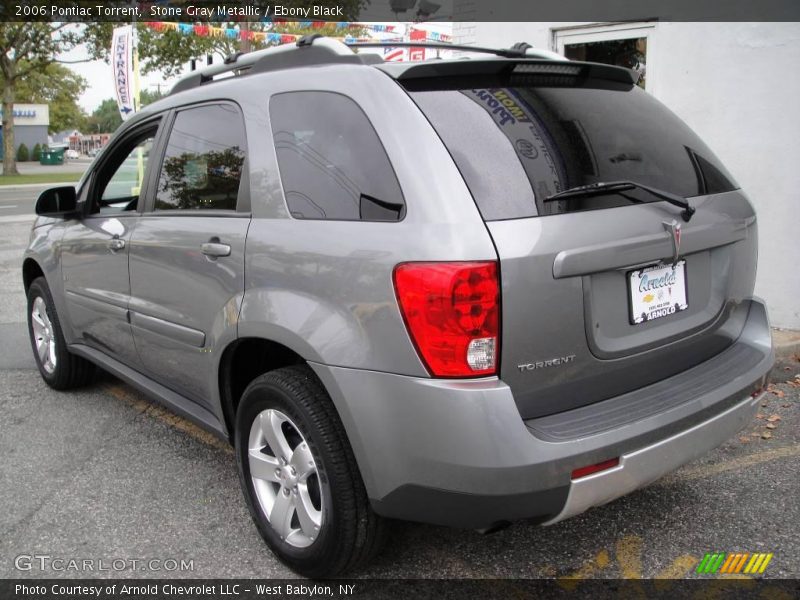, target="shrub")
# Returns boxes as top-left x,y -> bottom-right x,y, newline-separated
32,143 -> 42,162
16,143 -> 29,162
